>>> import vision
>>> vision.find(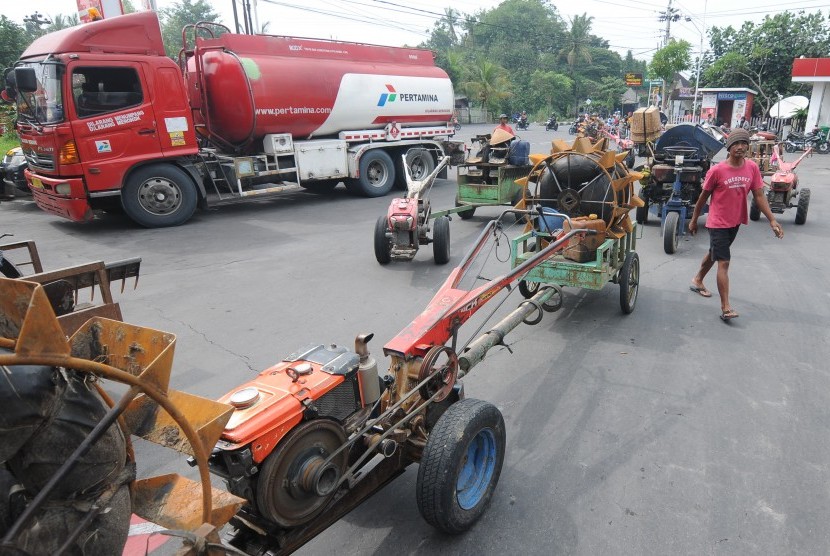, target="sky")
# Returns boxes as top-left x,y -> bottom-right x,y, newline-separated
5,0 -> 830,62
